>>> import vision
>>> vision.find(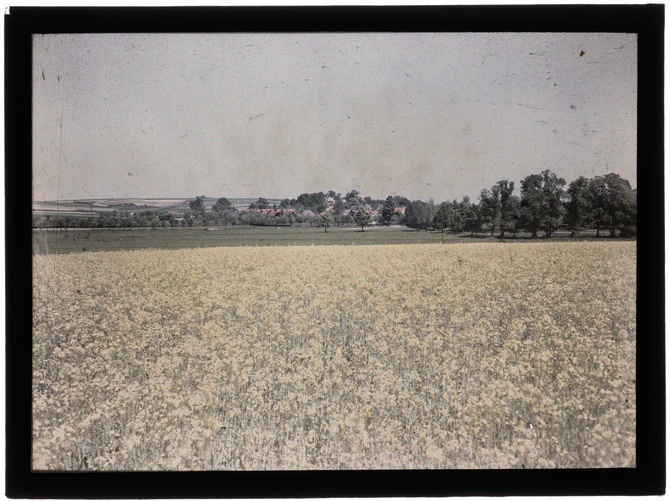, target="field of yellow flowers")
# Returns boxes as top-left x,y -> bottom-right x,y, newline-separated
33,241 -> 635,470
